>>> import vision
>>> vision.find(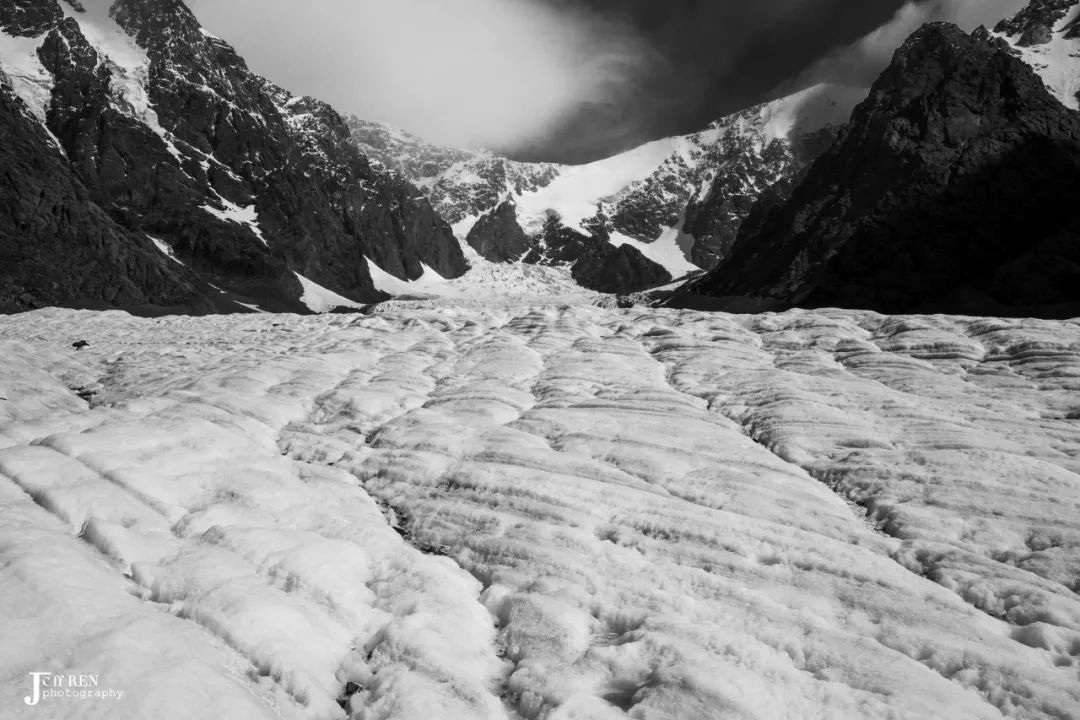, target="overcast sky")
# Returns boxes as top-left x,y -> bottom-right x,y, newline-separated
187,0 -> 1028,163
